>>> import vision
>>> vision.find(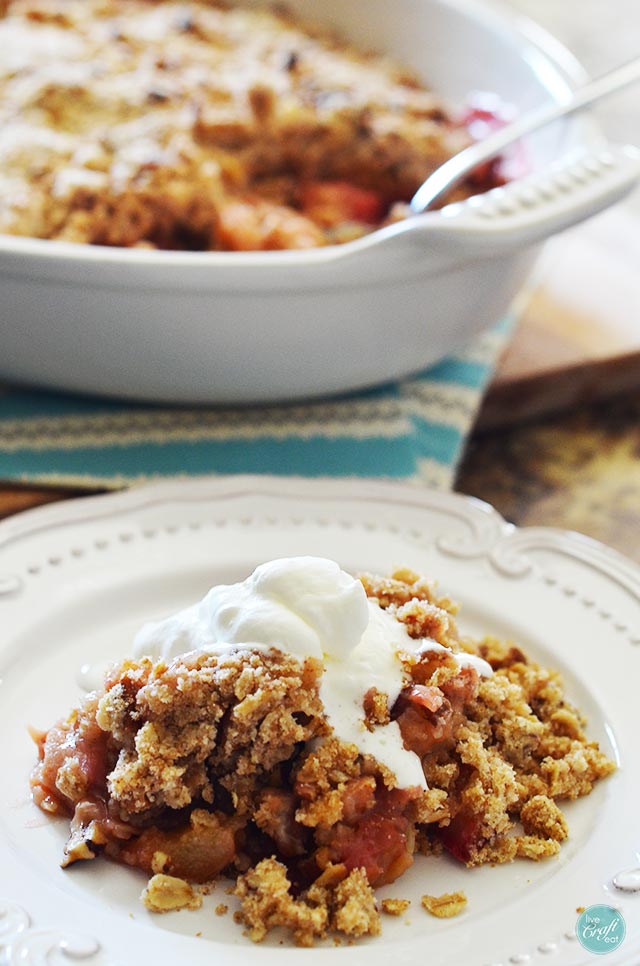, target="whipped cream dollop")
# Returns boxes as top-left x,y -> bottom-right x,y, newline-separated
133,557 -> 492,790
